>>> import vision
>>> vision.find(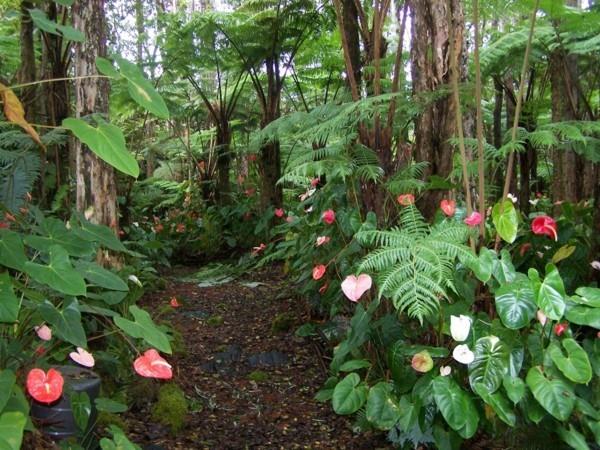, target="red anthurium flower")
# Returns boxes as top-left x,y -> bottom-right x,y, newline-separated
176,223 -> 186,233
554,322 -> 568,336
464,211 -> 482,227
519,243 -> 532,257
133,349 -> 172,379
312,264 -> 326,281
397,194 -> 415,206
531,215 -> 558,241
170,297 -> 181,308
274,208 -> 285,218
248,154 -> 257,162
440,199 -> 456,217
27,368 -> 64,403
0,221 -> 9,229
322,209 -> 335,225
